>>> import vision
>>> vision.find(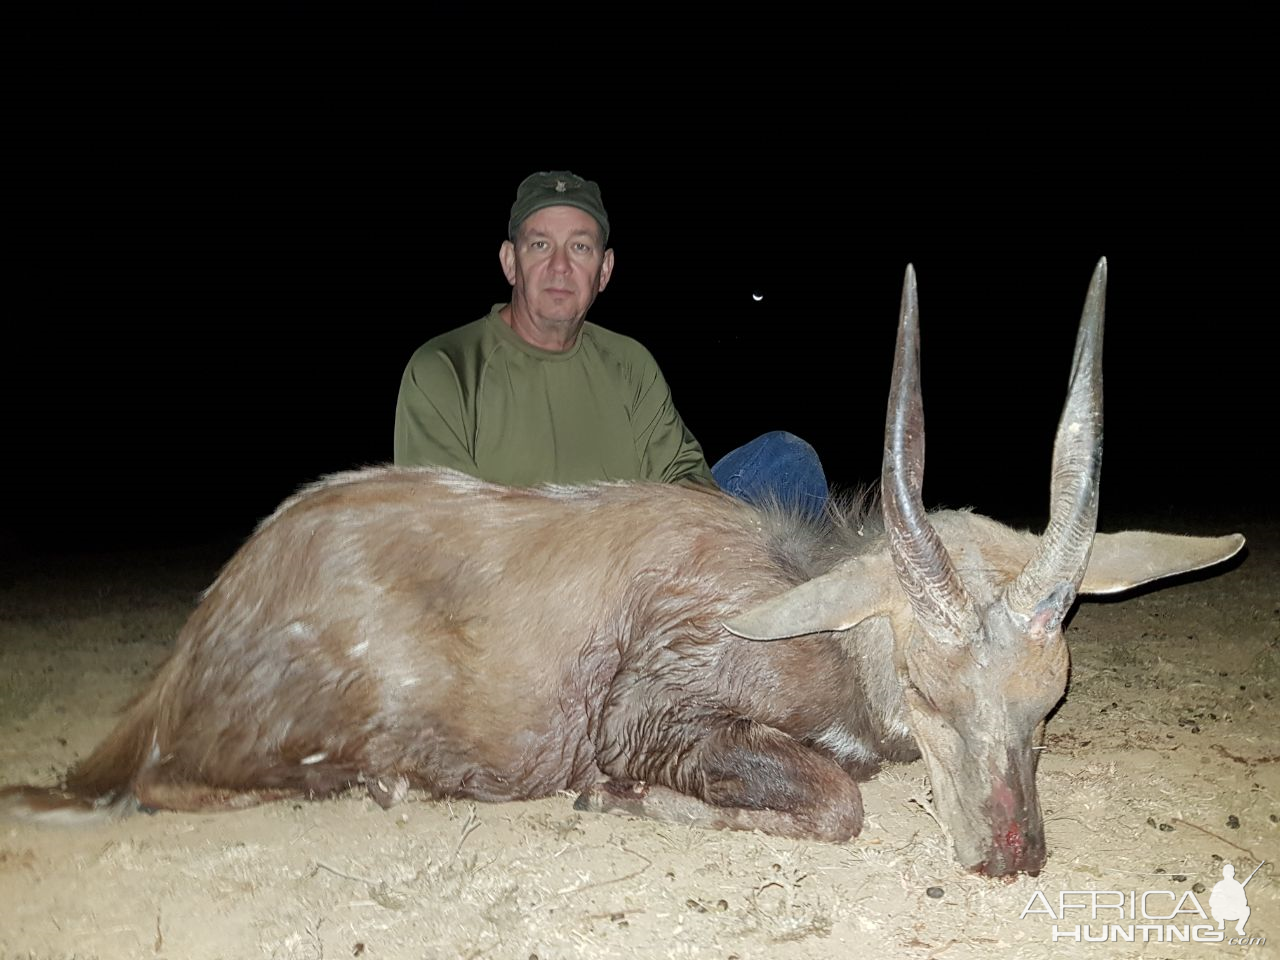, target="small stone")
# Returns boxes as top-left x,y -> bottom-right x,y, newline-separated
1172,874 -> 1187,882
1147,817 -> 1158,829
1226,815 -> 1240,829
1194,882 -> 1206,893
717,900 -> 729,911
1159,823 -> 1174,832
926,886 -> 944,899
